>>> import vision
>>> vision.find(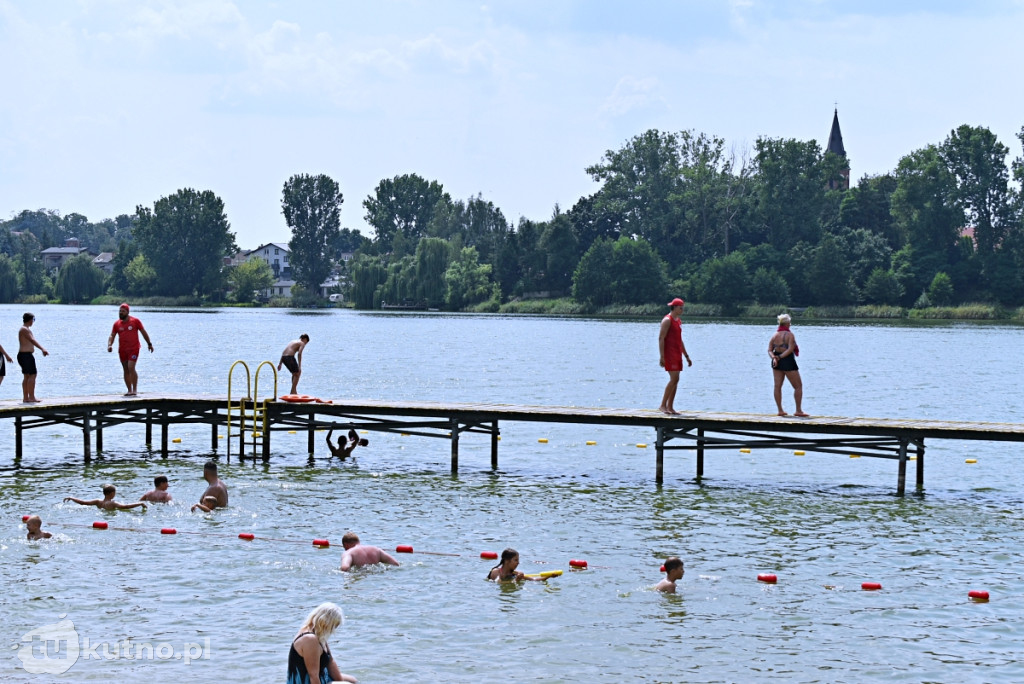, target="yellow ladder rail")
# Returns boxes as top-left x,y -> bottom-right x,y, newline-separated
251,361 -> 278,449
227,360 -> 252,452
